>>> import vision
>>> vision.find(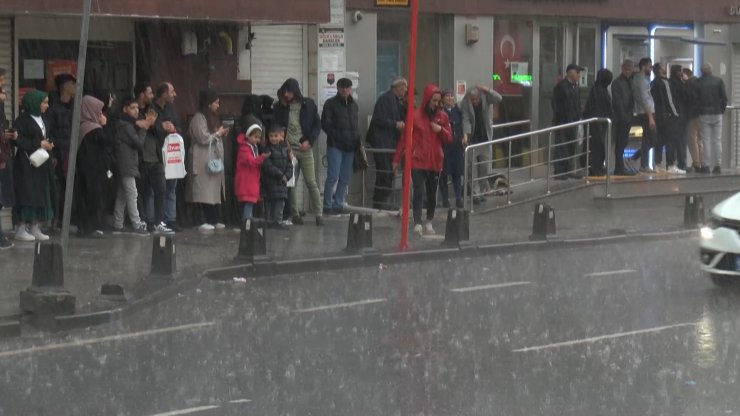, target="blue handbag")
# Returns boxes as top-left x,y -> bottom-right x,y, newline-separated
207,138 -> 224,174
